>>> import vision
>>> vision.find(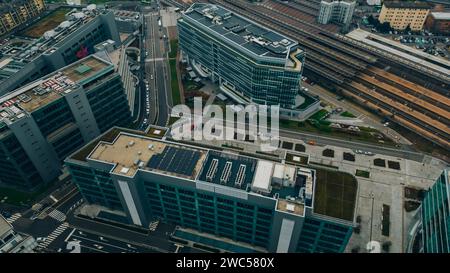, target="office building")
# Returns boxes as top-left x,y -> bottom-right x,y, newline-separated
418,169 -> 449,253
0,54 -> 132,191
0,0 -> 46,36
317,0 -> 356,26
112,9 -> 142,33
0,215 -> 37,253
425,12 -> 450,35
0,6 -> 120,95
178,4 -> 318,119
66,127 -> 357,253
379,1 -> 431,31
